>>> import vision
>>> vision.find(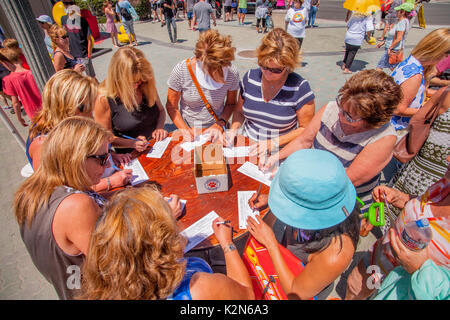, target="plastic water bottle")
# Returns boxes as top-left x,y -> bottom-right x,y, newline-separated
398,218 -> 432,251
